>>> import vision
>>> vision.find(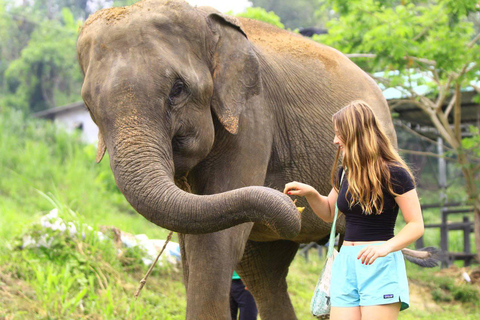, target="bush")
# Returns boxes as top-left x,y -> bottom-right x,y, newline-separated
1,195 -> 182,319
452,285 -> 480,304
235,7 -> 285,29
0,108 -> 171,241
